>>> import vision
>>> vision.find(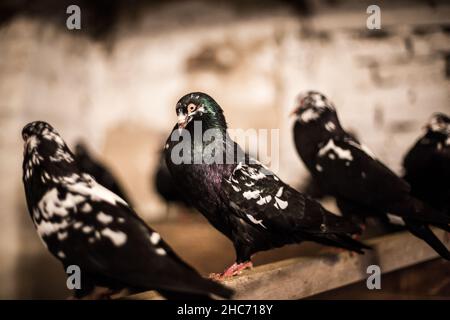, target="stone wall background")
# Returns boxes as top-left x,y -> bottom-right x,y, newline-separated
0,0 -> 449,298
